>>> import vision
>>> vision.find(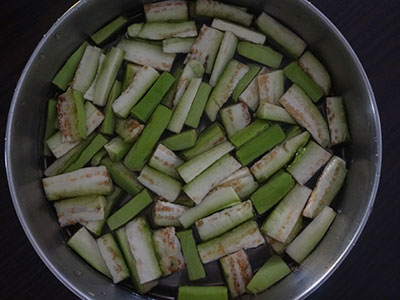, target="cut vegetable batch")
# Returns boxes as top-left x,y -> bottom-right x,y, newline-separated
42,0 -> 350,298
